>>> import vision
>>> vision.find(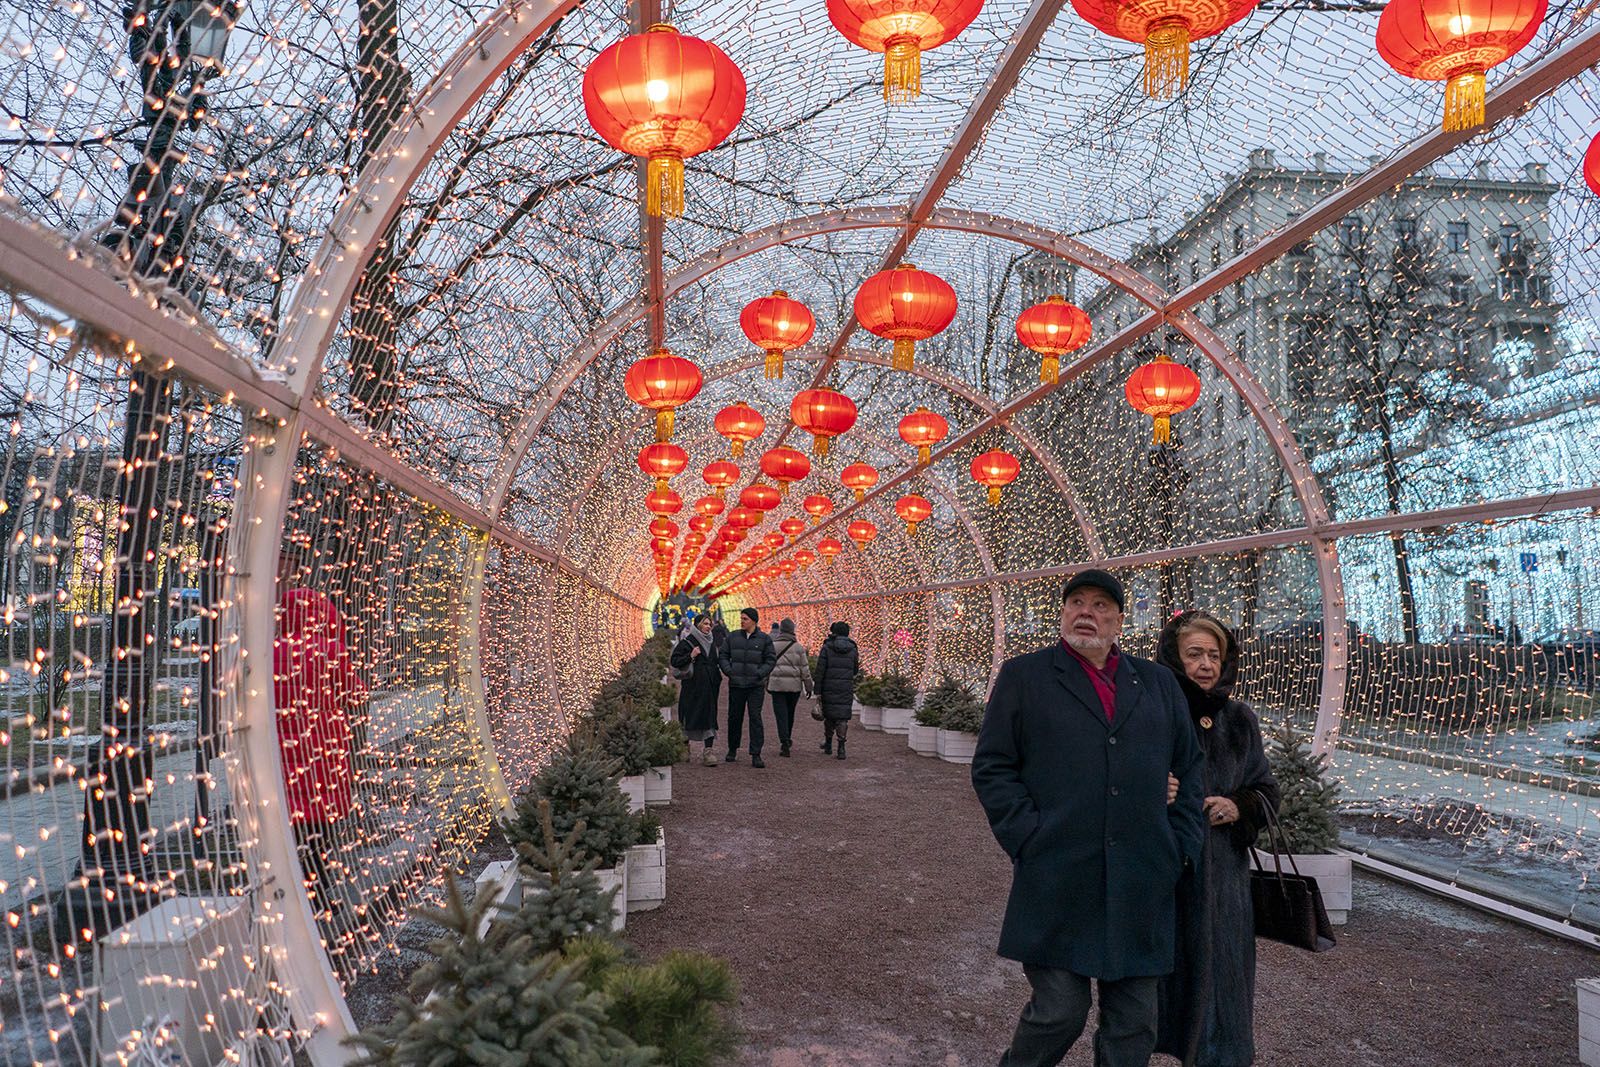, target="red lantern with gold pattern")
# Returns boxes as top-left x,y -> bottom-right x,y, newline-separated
649,517 -> 679,540
790,387 -> 858,457
646,487 -> 683,517
841,462 -> 879,503
740,483 -> 782,513
714,402 -> 765,458
895,493 -> 932,535
637,442 -> 688,492
741,291 -> 816,380
583,24 -> 746,218
1376,0 -> 1544,132
759,446 -> 812,495
970,449 -> 1019,506
625,347 -> 703,441
693,494 -> 725,517
726,506 -> 763,530
779,558 -> 798,576
1124,353 -> 1201,445
794,548 -> 817,569
779,516 -> 807,543
763,531 -> 786,550
722,526 -> 749,544
689,514 -> 715,534
1071,0 -> 1260,98
827,0 -> 984,103
1015,295 -> 1092,385
854,263 -> 957,371
702,460 -> 739,498
847,519 -> 879,550
897,406 -> 949,466
802,494 -> 835,524
818,537 -> 845,562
